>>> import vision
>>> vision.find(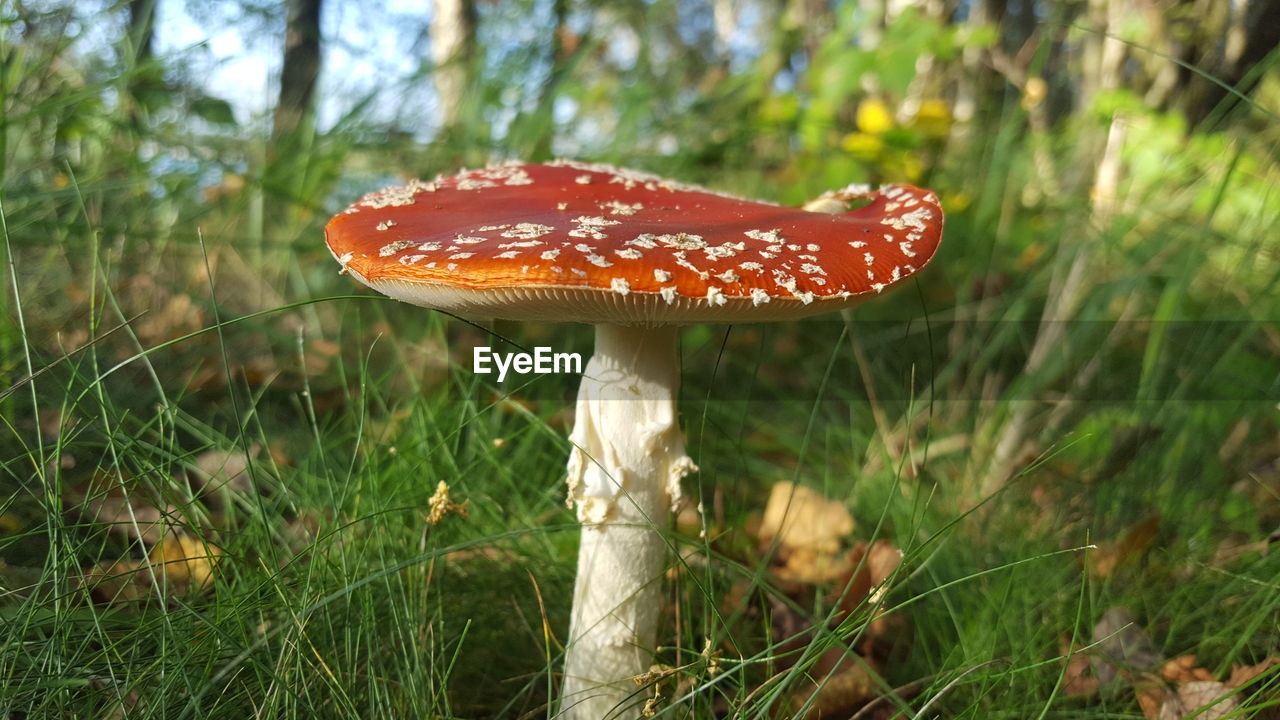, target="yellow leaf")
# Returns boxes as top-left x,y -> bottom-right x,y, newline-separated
758,482 -> 853,555
149,534 -> 220,590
